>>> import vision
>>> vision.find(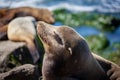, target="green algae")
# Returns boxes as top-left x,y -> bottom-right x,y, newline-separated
53,9 -> 120,32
